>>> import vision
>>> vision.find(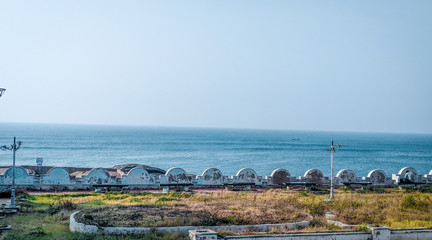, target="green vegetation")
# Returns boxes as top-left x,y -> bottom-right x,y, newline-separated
0,192 -> 188,240
0,207 -> 185,240
1,188 -> 432,239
